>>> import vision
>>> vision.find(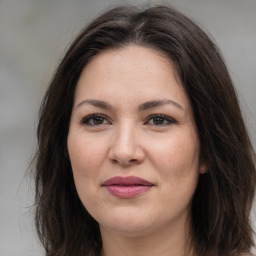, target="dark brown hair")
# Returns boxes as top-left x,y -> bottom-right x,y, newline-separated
34,5 -> 256,256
